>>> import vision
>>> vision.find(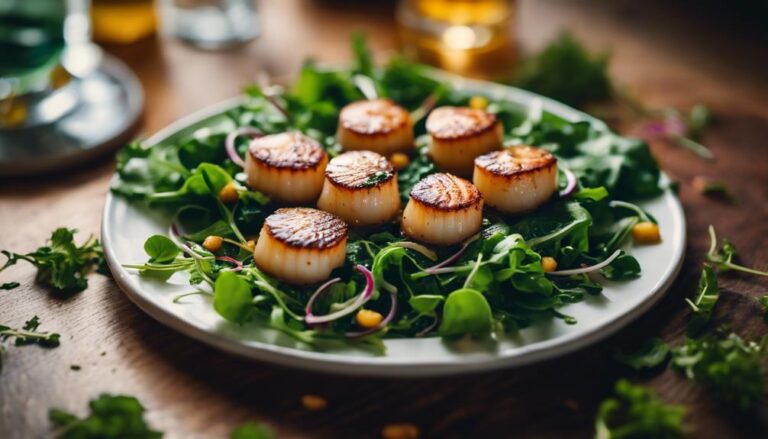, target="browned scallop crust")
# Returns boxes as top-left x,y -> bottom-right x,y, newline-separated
410,173 -> 482,211
426,107 -> 499,140
339,99 -> 410,136
264,208 -> 348,249
475,146 -> 557,177
325,151 -> 395,190
249,132 -> 326,170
